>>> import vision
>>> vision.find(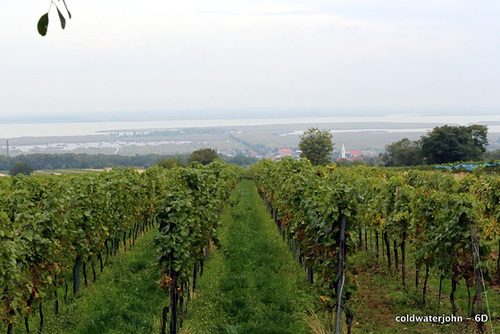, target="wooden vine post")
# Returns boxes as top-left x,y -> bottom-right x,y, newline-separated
335,214 -> 346,334
470,221 -> 485,333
